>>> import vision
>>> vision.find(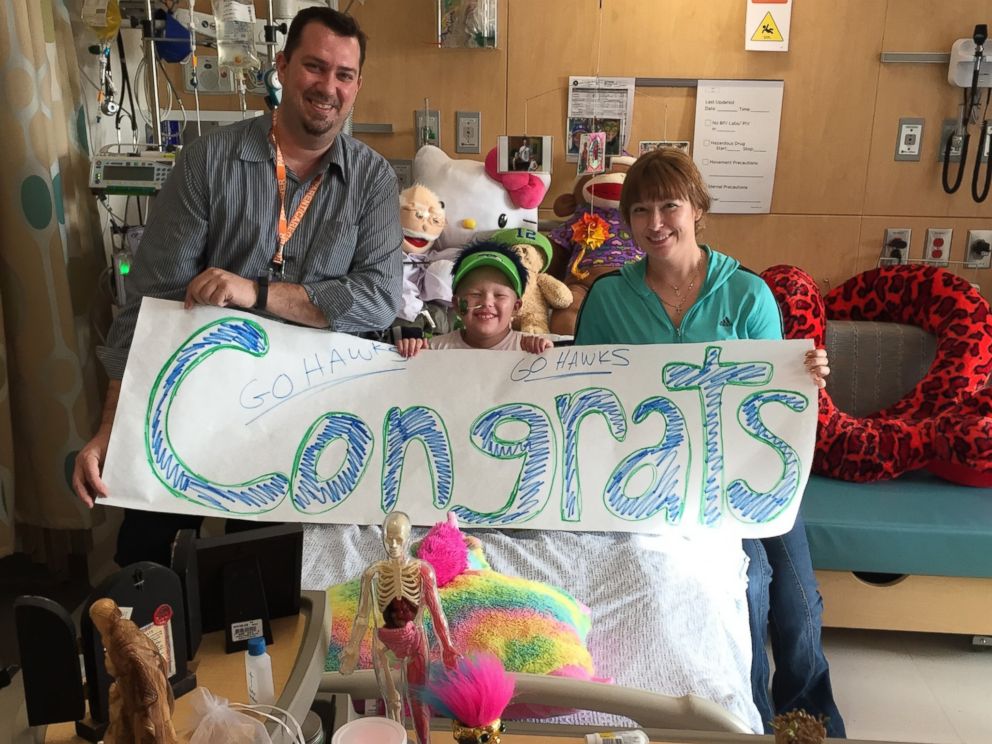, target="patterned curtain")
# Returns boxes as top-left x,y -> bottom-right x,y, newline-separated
0,1 -> 109,564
